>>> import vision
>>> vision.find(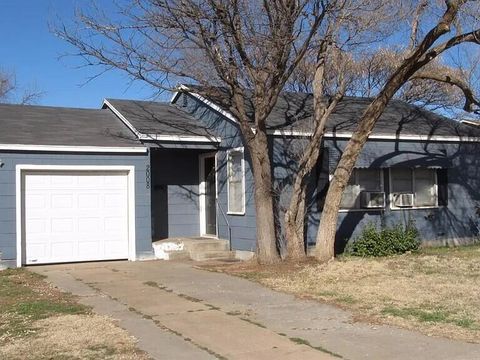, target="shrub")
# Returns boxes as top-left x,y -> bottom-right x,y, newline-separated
348,221 -> 420,257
